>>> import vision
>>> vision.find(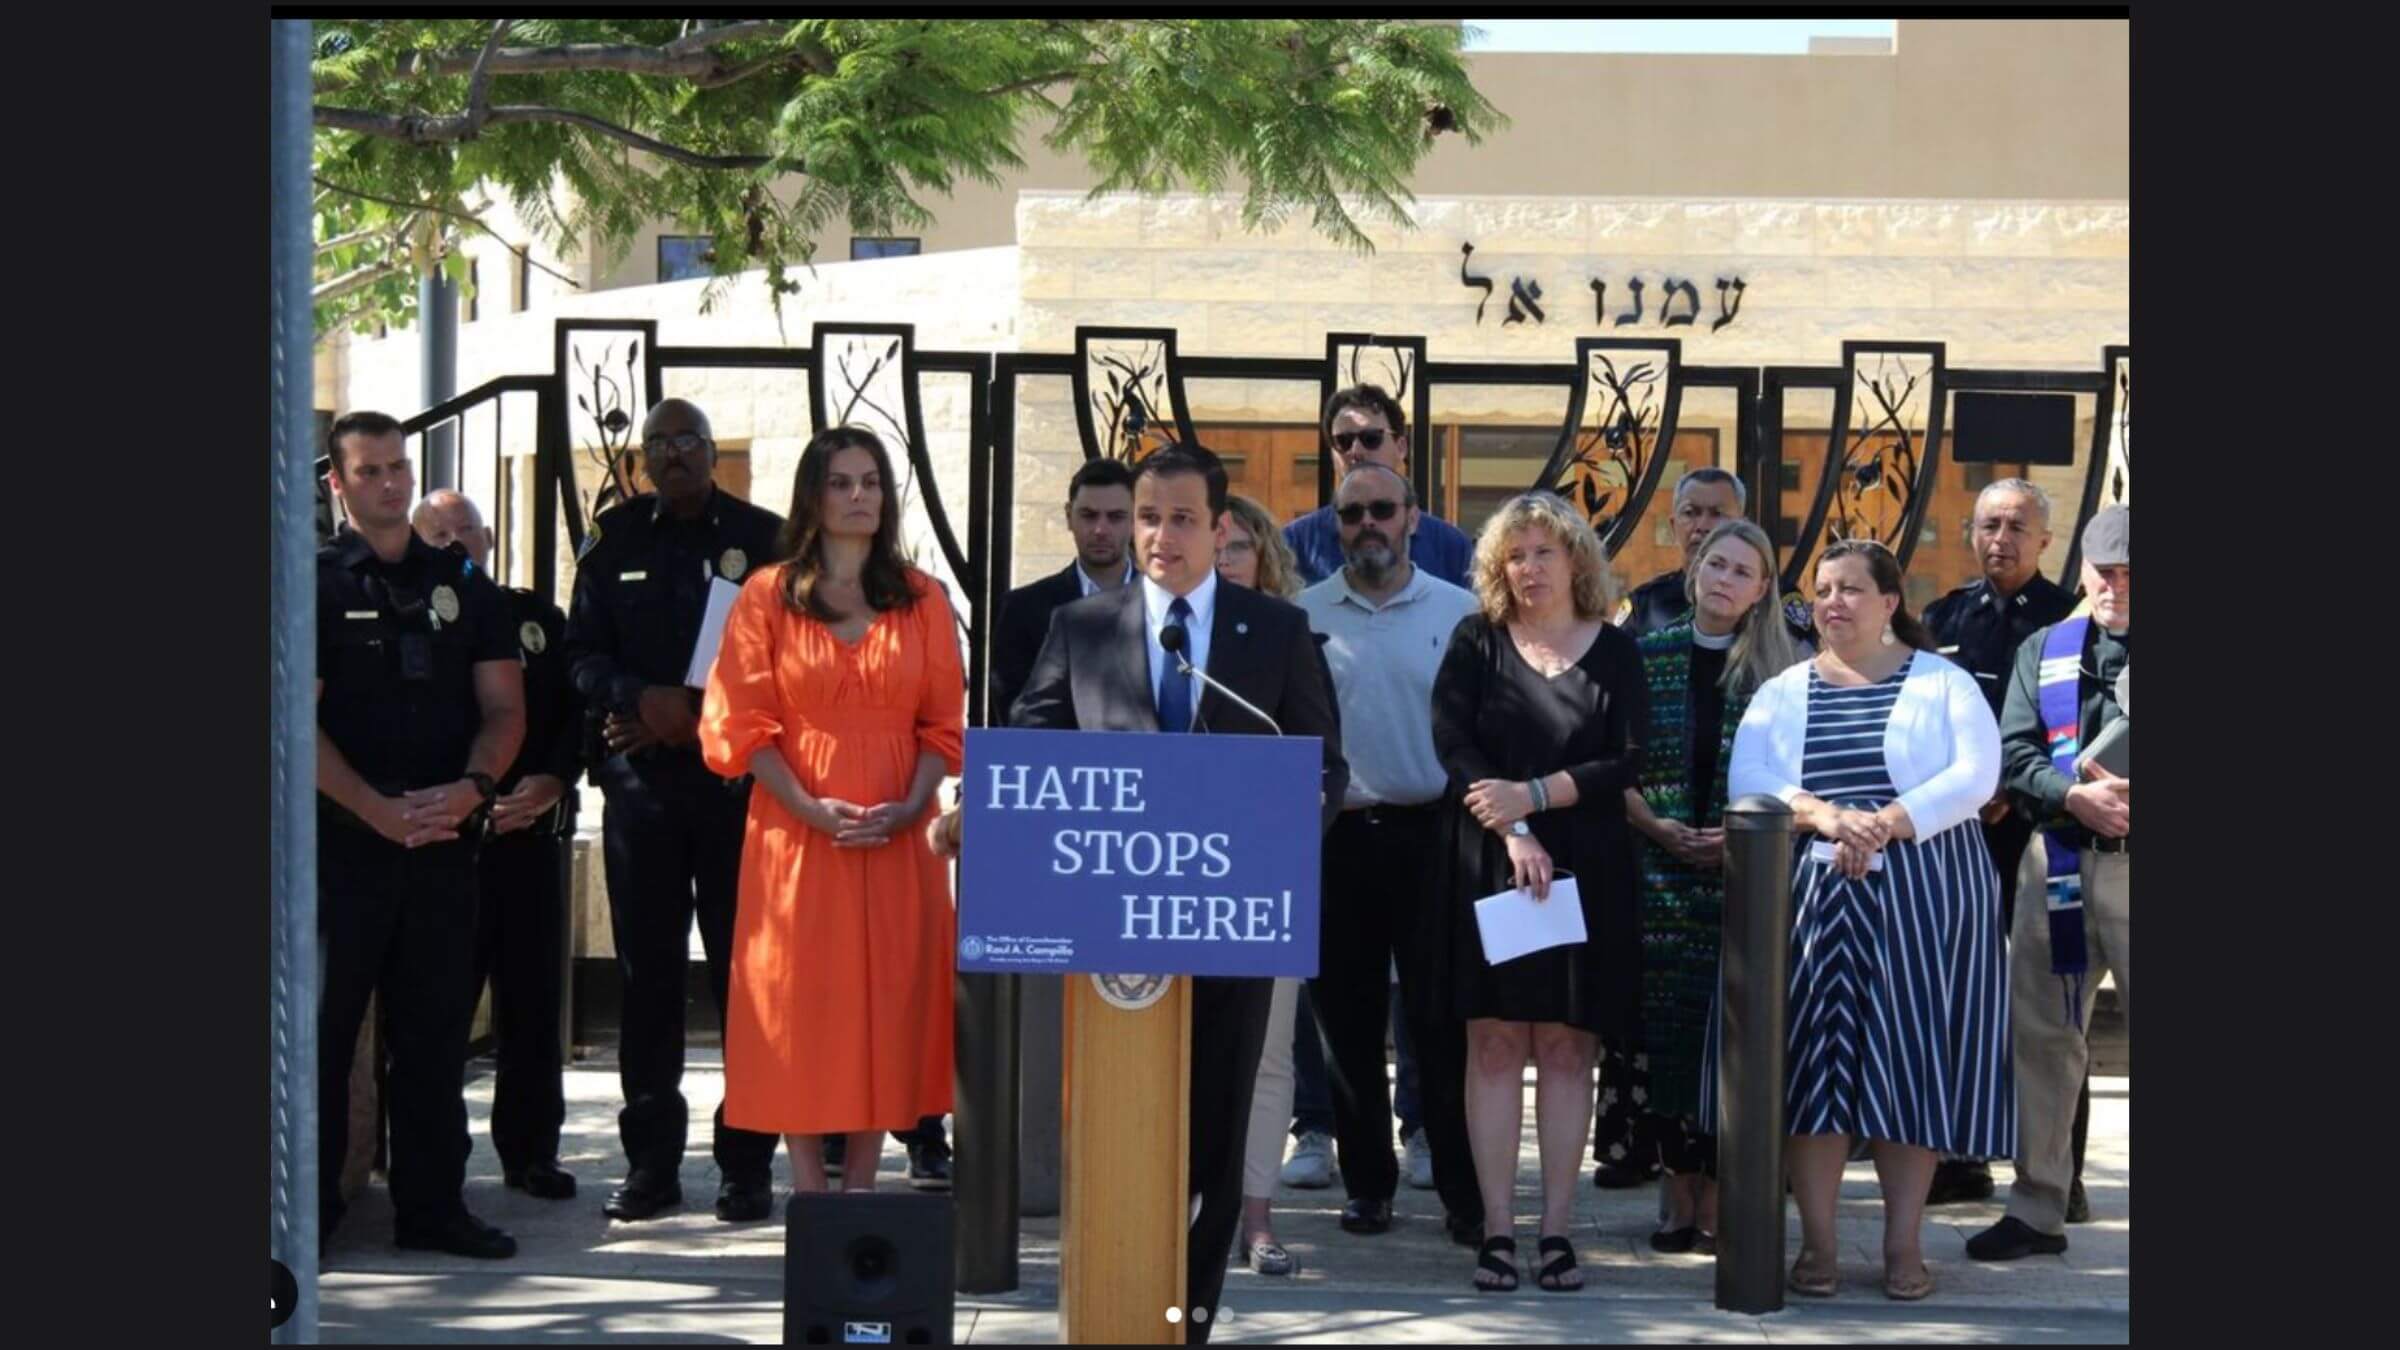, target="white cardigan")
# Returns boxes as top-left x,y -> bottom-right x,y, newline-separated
1729,650 -> 2002,842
